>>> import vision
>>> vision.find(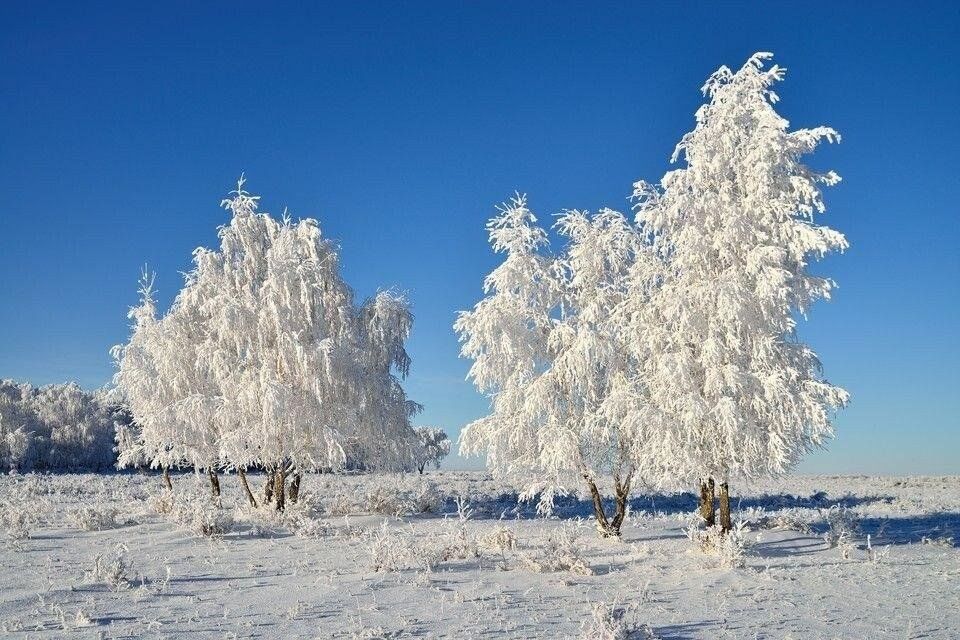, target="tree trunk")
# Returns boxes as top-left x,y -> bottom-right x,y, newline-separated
273,469 -> 287,512
418,463 -> 425,475
288,473 -> 302,503
584,476 -> 612,536
609,473 -> 633,534
584,473 -> 633,538
698,478 -> 715,526
718,481 -> 732,533
238,468 -> 258,507
162,466 -> 173,491
208,469 -> 221,498
264,470 -> 275,504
